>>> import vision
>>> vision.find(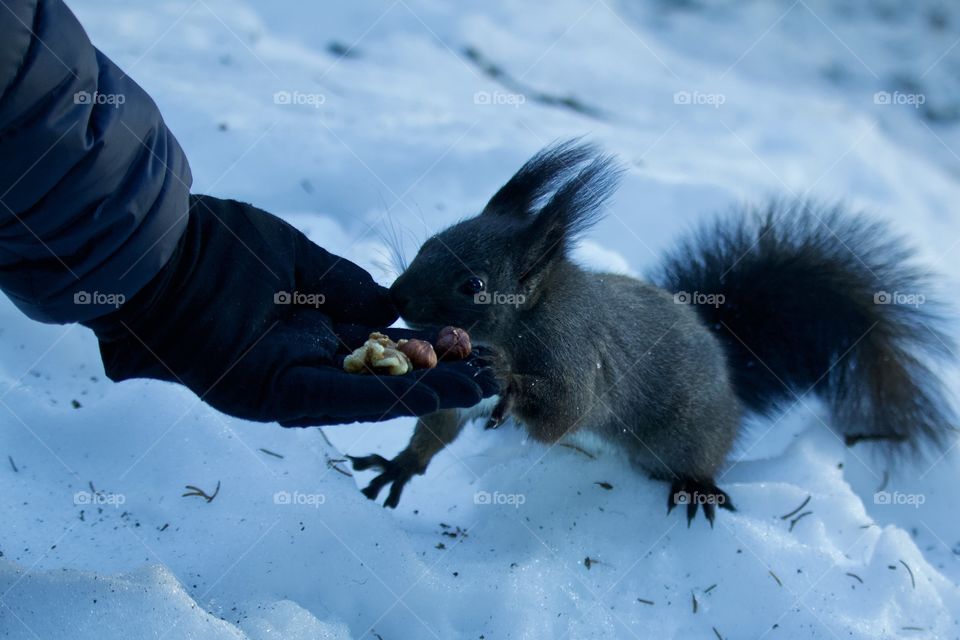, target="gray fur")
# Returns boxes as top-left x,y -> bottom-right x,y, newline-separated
390,144 -> 740,483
